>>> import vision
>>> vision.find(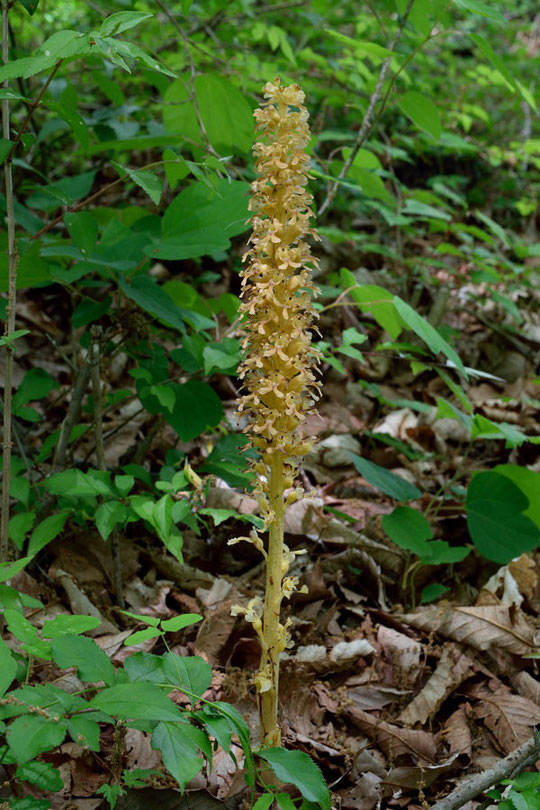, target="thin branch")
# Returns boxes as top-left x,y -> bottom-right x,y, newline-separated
52,363 -> 91,471
430,732 -> 540,810
318,0 -> 414,217
89,327 -> 124,608
1,0 -> 19,560
5,59 -> 63,164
